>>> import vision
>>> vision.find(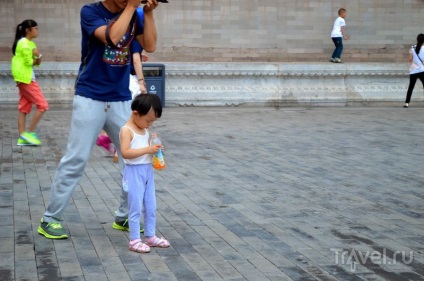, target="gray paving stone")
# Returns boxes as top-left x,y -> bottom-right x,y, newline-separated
163,255 -> 200,280
80,265 -> 109,281
179,253 -> 215,273
0,238 -> 14,253
170,238 -> 197,255
0,252 -> 14,280
2,106 -> 424,280
102,256 -> 132,279
140,252 -> 171,273
124,265 -> 150,281
147,272 -> 178,281
61,276 -> 86,281
278,266 -> 317,281
229,260 -> 269,280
